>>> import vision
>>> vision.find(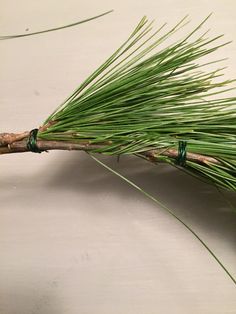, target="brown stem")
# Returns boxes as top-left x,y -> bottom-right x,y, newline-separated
0,132 -> 220,166
0,131 -> 29,147
143,149 -> 220,165
0,121 -> 56,147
